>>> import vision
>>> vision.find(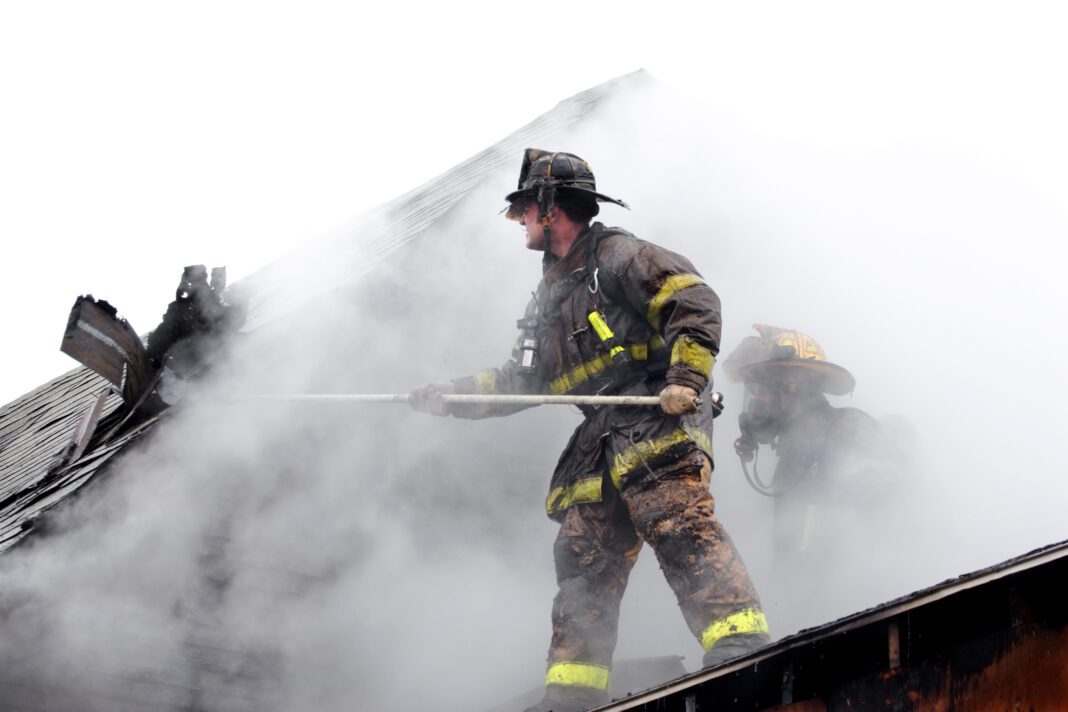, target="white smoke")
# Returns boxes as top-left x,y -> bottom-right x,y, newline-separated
1,76 -> 1066,709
